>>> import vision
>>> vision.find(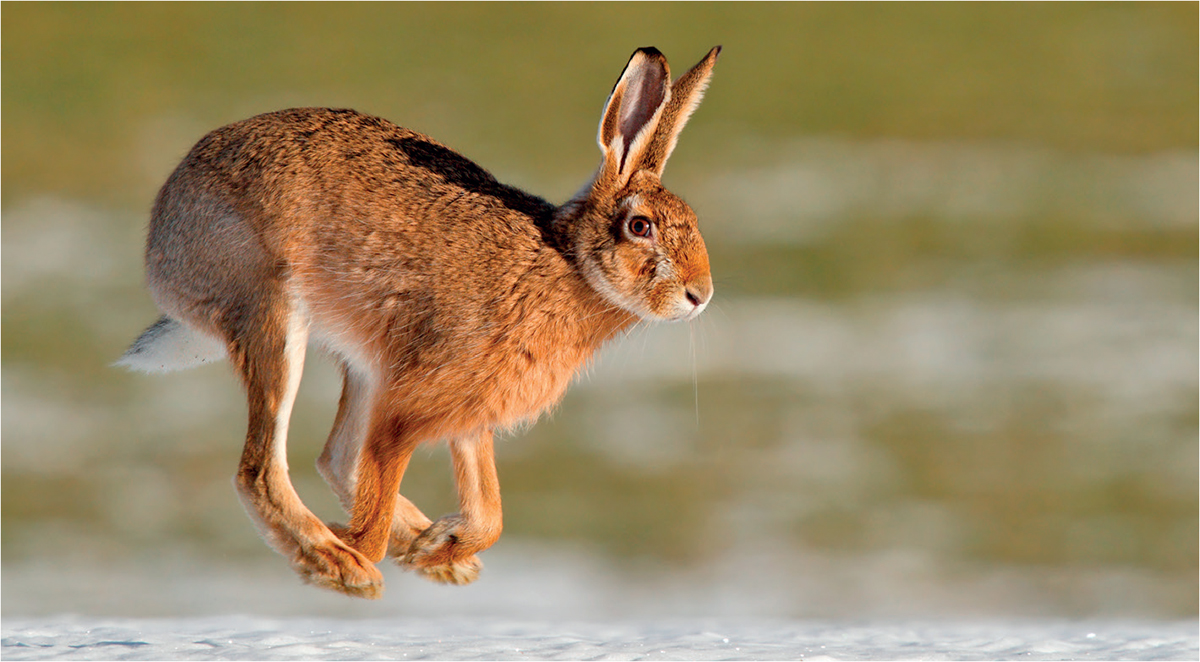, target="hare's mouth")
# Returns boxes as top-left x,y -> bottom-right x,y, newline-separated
667,292 -> 709,322
632,288 -> 710,323
664,277 -> 713,321
683,299 -> 709,321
